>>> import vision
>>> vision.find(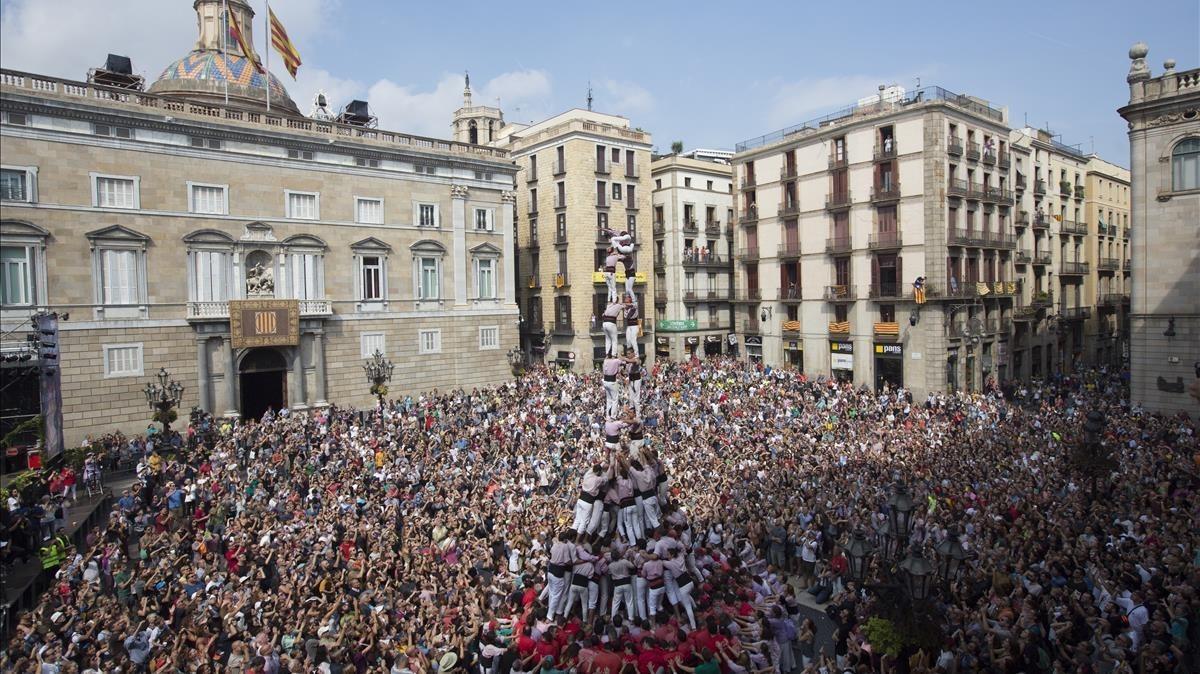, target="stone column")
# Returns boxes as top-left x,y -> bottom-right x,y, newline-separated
291,337 -> 307,409
196,336 -> 210,413
501,190 -> 517,306
451,184 -> 469,306
313,331 -> 328,406
222,335 -> 239,418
